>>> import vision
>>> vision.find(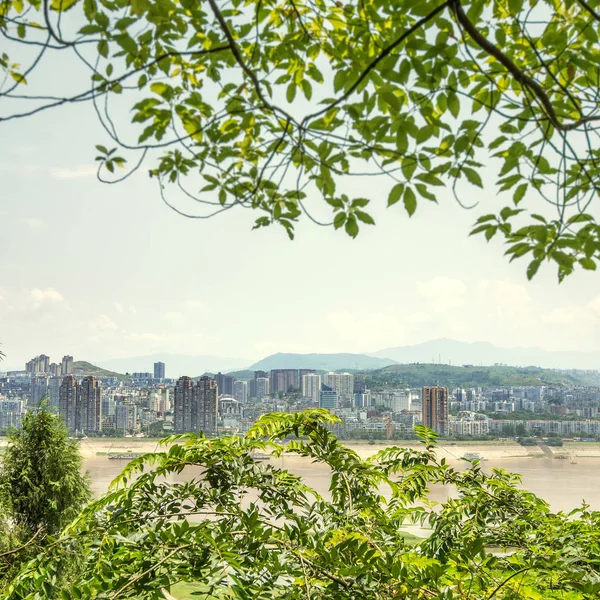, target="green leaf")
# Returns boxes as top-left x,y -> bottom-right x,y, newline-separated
448,93 -> 460,118
114,34 -> 137,55
527,258 -> 541,280
463,167 -> 483,188
50,0 -> 79,11
513,183 -> 527,205
579,258 -> 596,271
401,158 -> 417,181
97,39 -> 108,58
286,83 -> 296,103
403,187 -> 417,216
388,183 -> 405,207
355,210 -> 375,225
485,226 -> 497,241
333,212 -> 346,229
345,214 -> 359,238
